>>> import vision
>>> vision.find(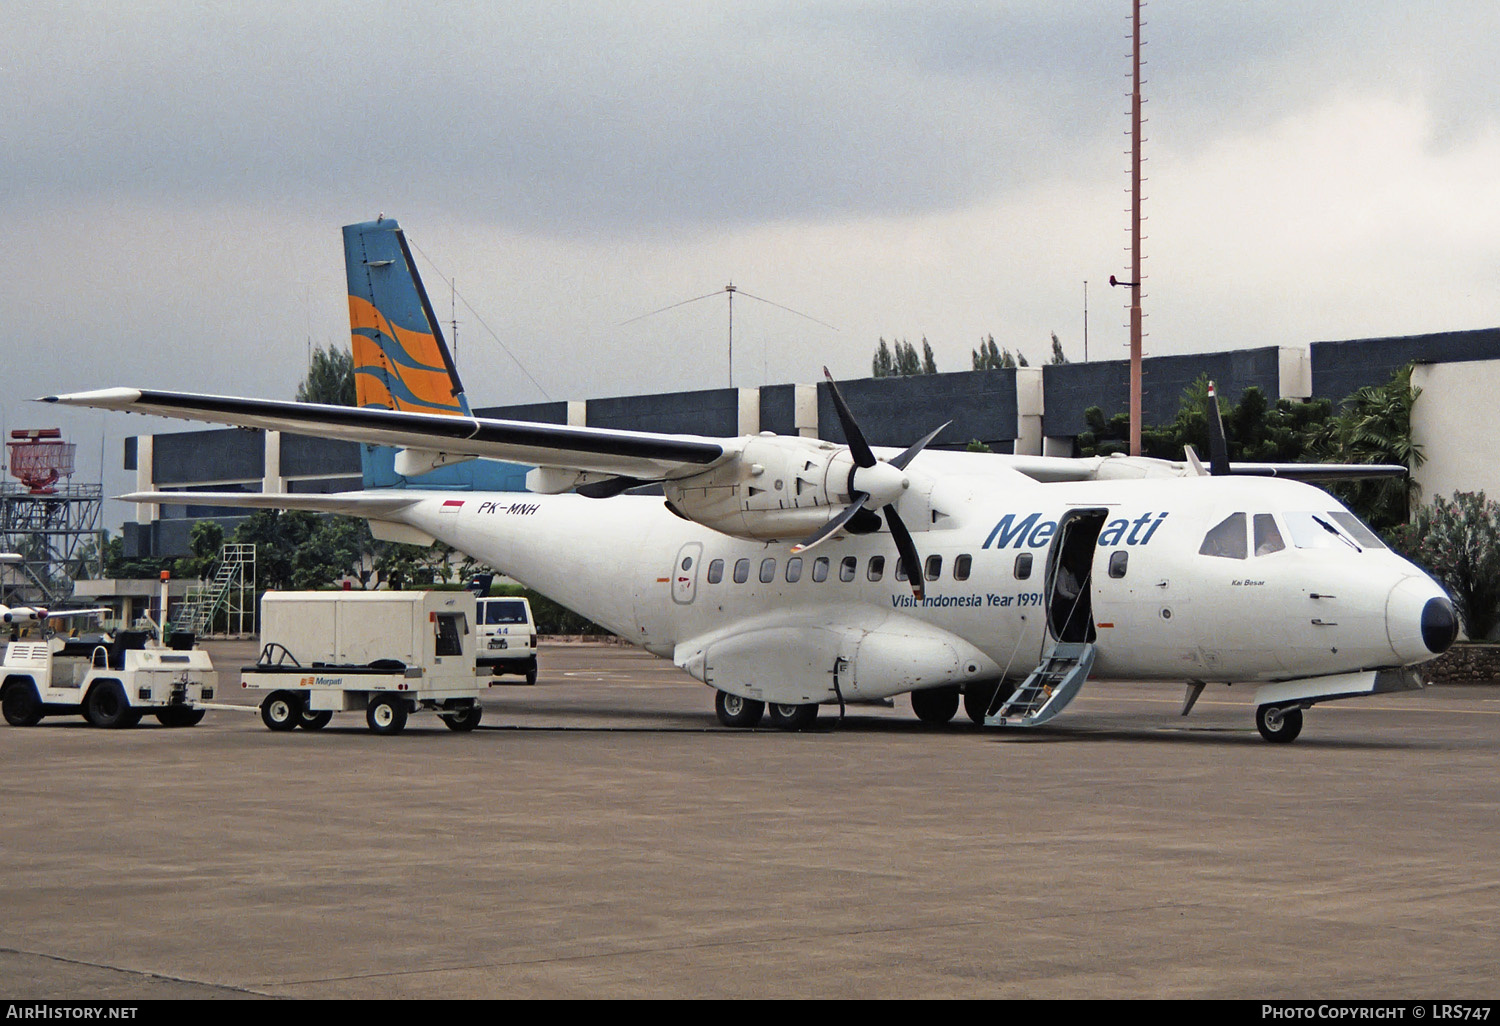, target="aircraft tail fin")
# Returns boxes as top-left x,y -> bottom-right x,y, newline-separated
343,217 -> 471,418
